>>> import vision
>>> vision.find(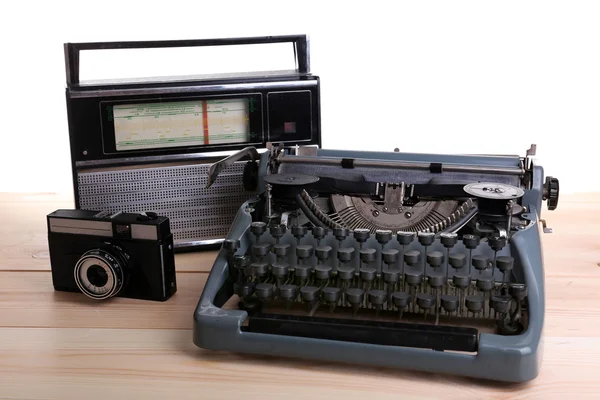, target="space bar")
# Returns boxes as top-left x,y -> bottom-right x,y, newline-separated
245,313 -> 479,352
